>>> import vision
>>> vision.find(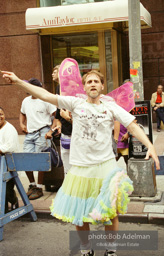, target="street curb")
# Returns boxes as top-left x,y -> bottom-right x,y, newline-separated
119,213 -> 148,224
21,210 -> 164,225
28,210 -> 148,221
148,213 -> 164,225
